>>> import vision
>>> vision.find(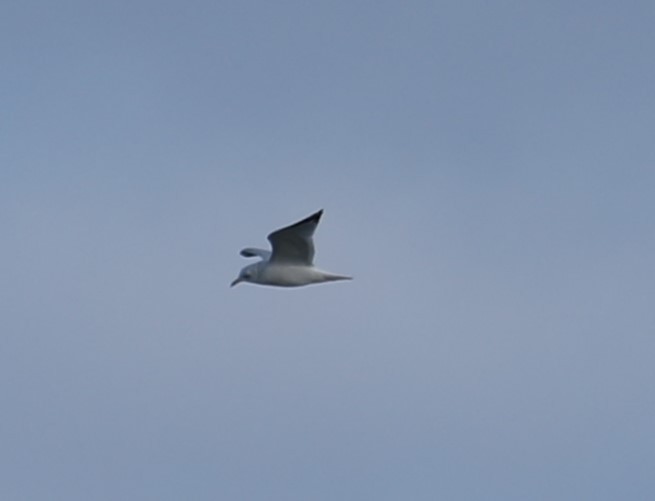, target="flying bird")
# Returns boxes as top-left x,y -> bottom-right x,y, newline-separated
231,210 -> 352,288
